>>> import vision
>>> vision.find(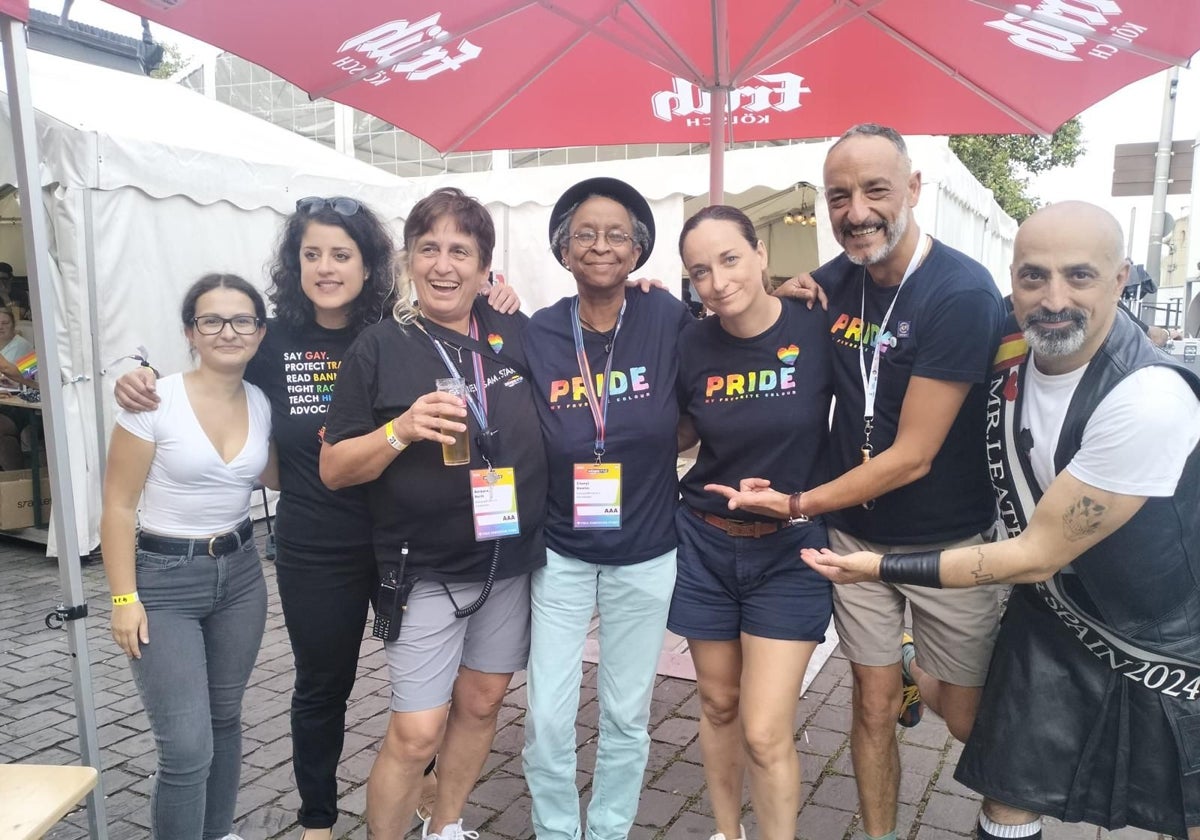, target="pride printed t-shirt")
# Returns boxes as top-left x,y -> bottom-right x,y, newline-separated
814,240 -> 1005,545
678,298 -> 832,519
526,287 -> 690,566
245,319 -> 371,550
